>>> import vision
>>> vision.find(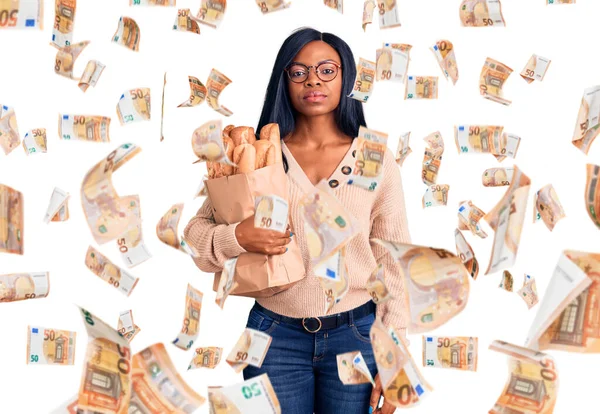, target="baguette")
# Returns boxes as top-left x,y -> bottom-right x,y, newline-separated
207,161 -> 225,179
259,123 -> 282,164
223,124 -> 235,136
230,126 -> 255,147
233,143 -> 256,174
253,140 -> 276,169
222,137 -> 235,176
